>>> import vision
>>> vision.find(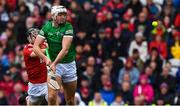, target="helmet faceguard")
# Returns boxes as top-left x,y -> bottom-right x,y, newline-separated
27,28 -> 39,43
